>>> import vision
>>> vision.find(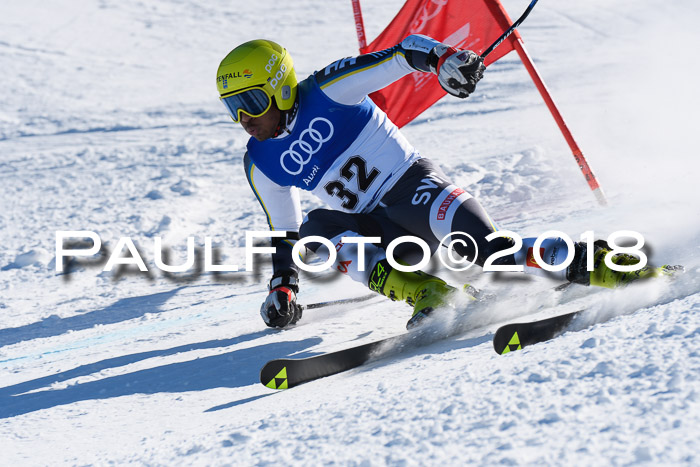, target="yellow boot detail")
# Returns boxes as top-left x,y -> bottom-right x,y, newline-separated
590,248 -> 682,289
